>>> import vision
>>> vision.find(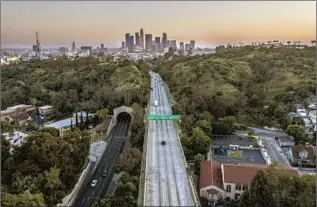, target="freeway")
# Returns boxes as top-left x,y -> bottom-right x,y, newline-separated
72,120 -> 130,207
144,72 -> 196,206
